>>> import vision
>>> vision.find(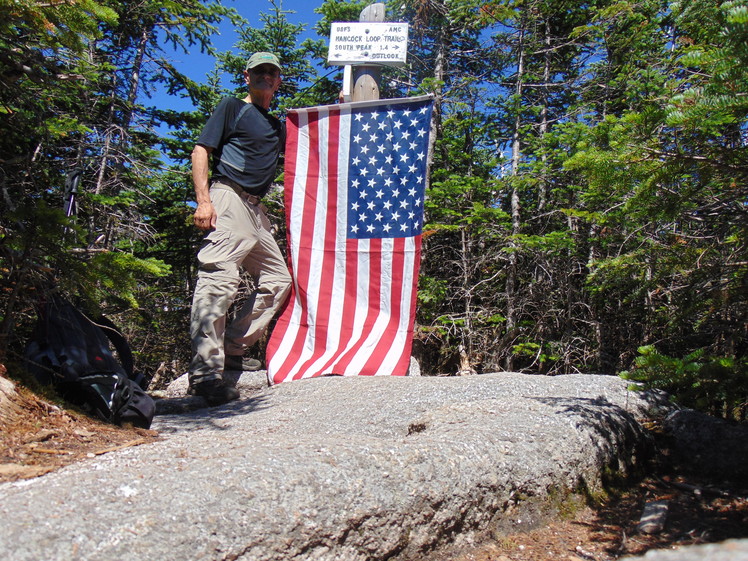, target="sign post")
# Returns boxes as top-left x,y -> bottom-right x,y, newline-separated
327,3 -> 408,102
